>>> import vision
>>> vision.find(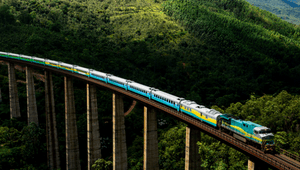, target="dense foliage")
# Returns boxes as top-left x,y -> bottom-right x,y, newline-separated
245,0 -> 300,25
213,90 -> 300,156
0,0 -> 299,169
0,122 -> 47,169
